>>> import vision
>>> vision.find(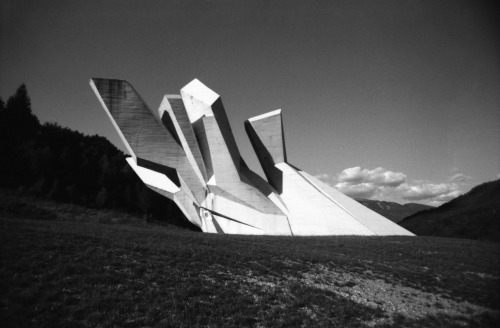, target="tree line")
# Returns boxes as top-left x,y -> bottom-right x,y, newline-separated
0,84 -> 193,228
